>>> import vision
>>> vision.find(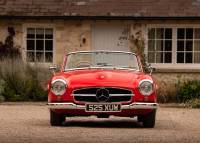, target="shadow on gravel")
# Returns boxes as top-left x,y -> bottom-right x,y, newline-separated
62,120 -> 143,128
27,118 -> 180,130
26,118 -> 143,129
